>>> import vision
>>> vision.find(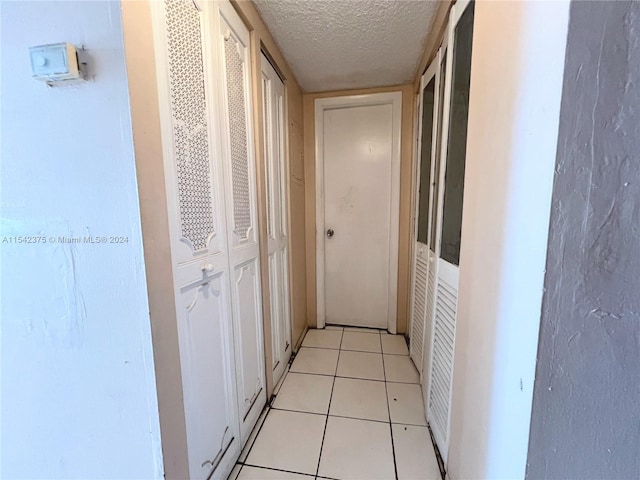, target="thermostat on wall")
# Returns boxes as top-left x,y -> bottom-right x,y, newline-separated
29,43 -> 85,85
